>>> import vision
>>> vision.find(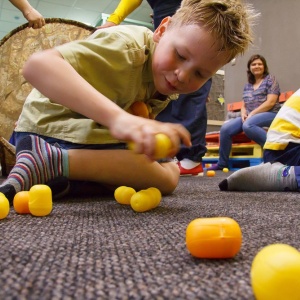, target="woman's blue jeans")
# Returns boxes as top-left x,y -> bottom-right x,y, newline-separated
217,112 -> 277,168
